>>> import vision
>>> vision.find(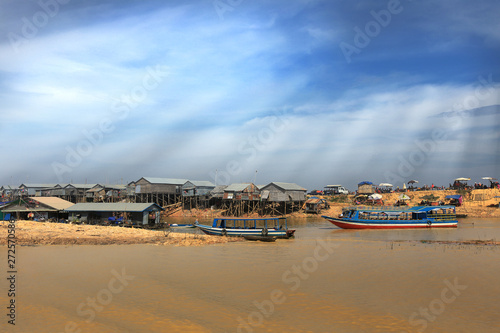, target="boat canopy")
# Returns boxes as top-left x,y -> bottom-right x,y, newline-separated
345,205 -> 455,212
358,181 -> 373,185
212,217 -> 286,229
445,195 -> 462,199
